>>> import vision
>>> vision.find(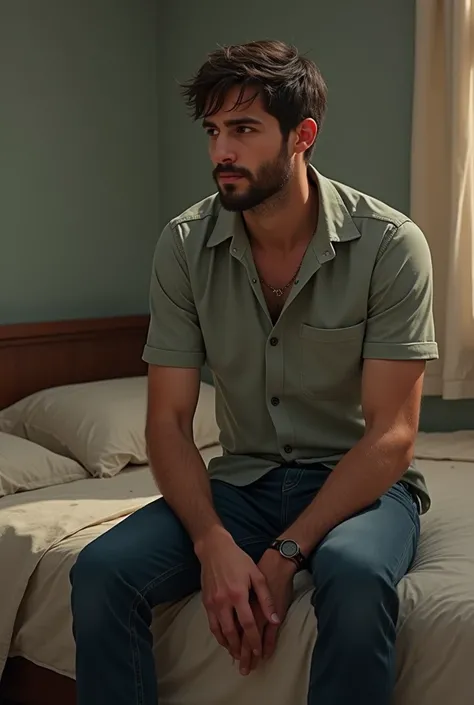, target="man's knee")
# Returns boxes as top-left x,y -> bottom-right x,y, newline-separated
71,537 -> 114,591
311,543 -> 399,634
314,539 -> 394,587
70,533 -> 136,626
